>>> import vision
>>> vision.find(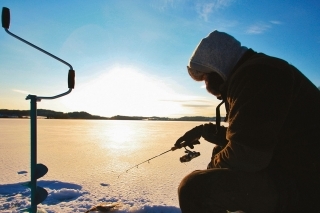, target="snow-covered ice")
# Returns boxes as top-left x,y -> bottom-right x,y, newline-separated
0,119 -> 220,212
